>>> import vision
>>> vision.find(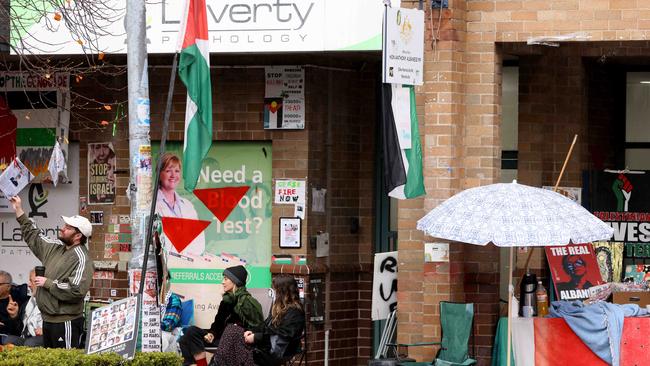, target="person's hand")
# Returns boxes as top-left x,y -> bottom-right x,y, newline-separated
33,276 -> 47,287
204,332 -> 214,343
243,331 -> 254,344
6,295 -> 19,319
8,196 -> 24,217
35,327 -> 43,336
